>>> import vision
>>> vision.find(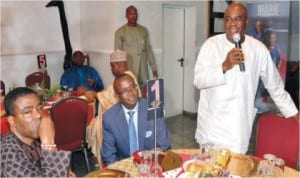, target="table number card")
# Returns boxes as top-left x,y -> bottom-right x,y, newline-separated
37,54 -> 47,69
37,54 -> 47,73
147,78 -> 164,119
